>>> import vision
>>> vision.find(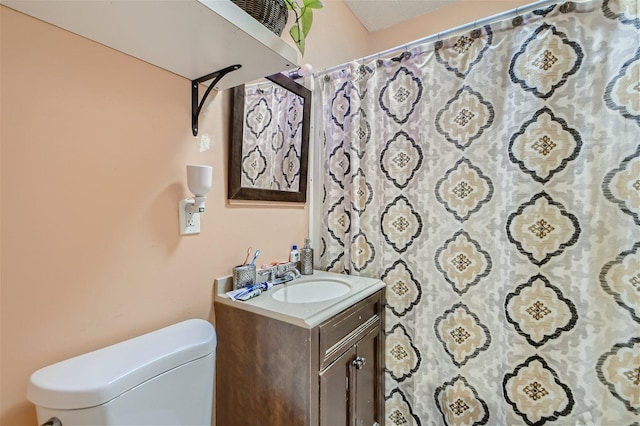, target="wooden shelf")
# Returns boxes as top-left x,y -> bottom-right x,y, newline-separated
3,0 -> 299,90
